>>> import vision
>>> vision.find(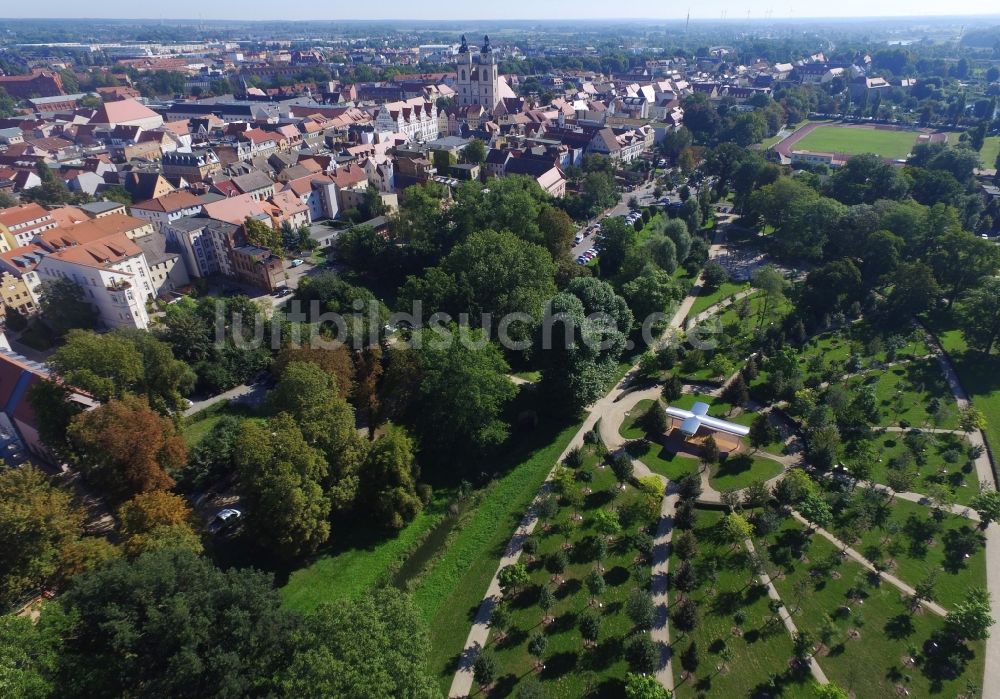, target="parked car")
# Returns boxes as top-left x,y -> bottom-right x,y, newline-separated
207,508 -> 242,535
273,287 -> 293,297
291,258 -> 304,267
